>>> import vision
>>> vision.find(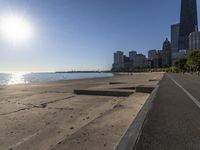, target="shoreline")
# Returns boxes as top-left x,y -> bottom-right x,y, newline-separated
0,72 -> 164,87
0,73 -> 116,87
